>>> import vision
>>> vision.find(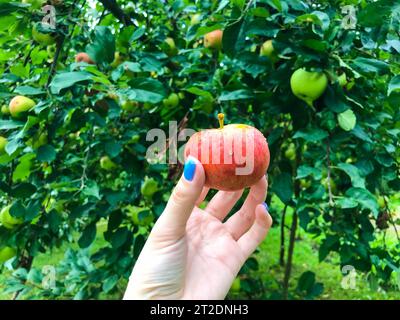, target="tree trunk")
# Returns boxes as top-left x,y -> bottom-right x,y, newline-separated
282,210 -> 298,300
279,204 -> 288,267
